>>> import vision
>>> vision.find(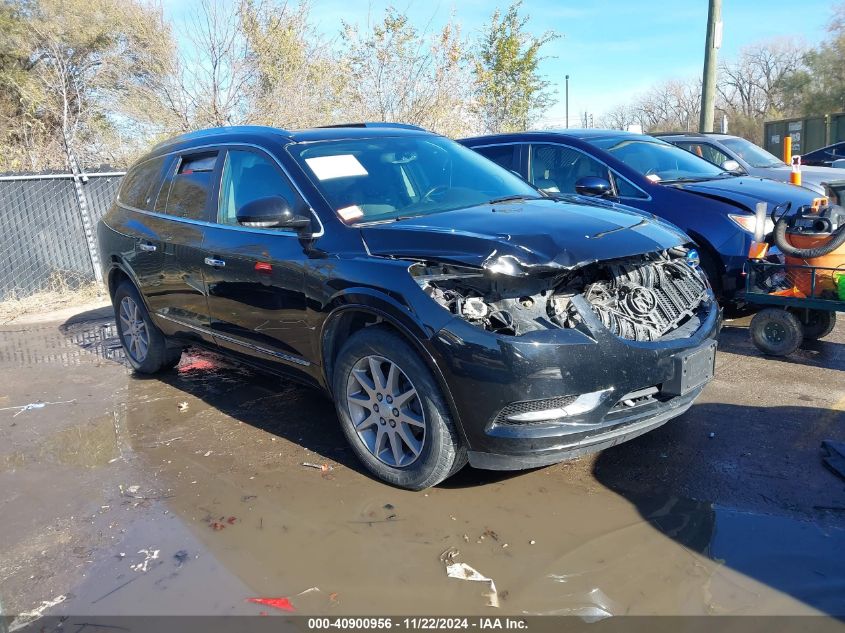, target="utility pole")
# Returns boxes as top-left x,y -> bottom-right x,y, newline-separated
565,75 -> 570,129
699,0 -> 722,132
